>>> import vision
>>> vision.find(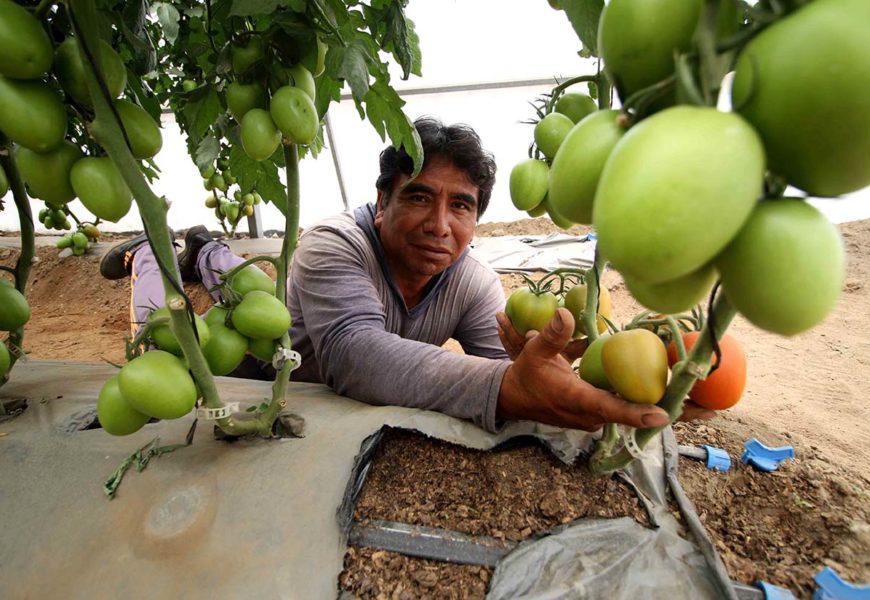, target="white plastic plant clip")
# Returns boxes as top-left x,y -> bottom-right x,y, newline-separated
196,402 -> 240,421
273,348 -> 302,373
621,425 -> 653,461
